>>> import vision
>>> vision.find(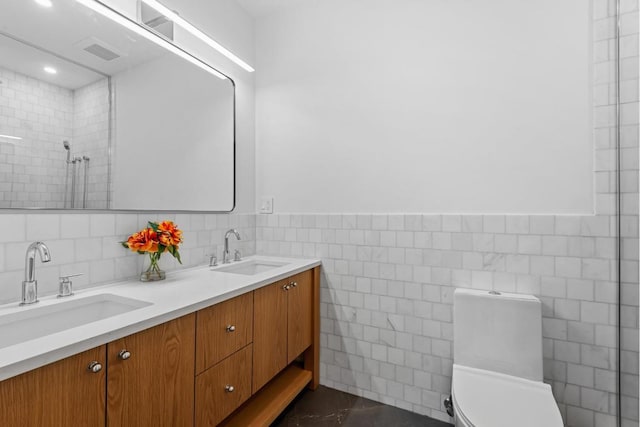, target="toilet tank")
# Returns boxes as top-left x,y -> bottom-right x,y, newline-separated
453,288 -> 543,382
